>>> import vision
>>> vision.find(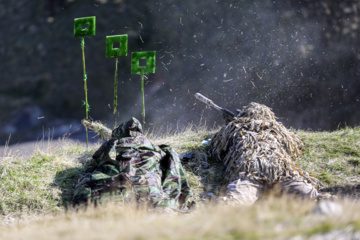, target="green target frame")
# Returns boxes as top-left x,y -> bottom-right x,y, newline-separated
131,51 -> 156,127
106,34 -> 128,58
106,34 -> 128,127
74,16 -> 96,147
74,16 -> 96,37
131,51 -> 156,74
